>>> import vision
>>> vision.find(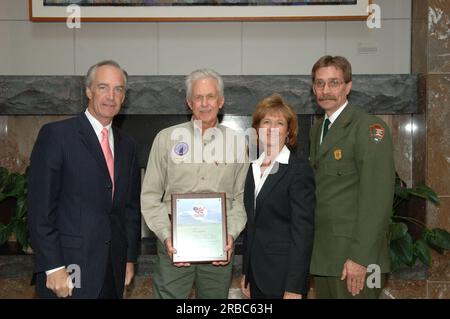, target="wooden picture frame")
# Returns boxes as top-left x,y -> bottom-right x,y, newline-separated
29,0 -> 372,22
171,192 -> 227,263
